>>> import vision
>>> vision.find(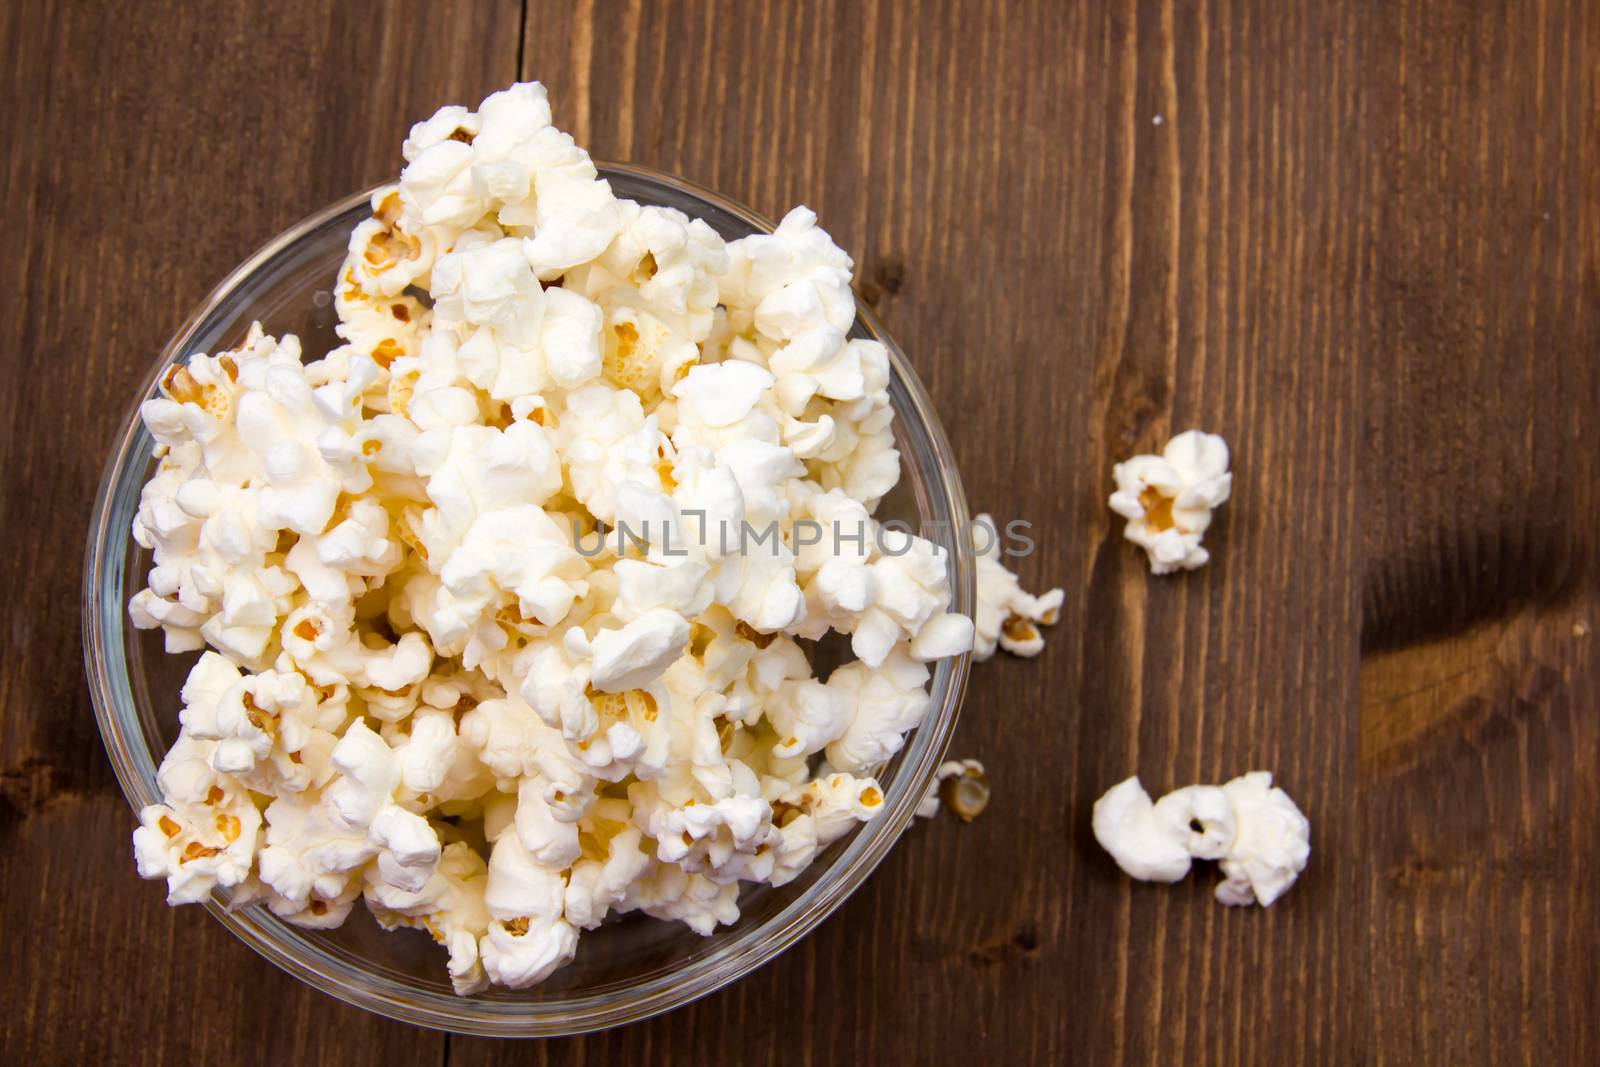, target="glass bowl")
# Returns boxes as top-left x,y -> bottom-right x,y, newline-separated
83,164 -> 973,1036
